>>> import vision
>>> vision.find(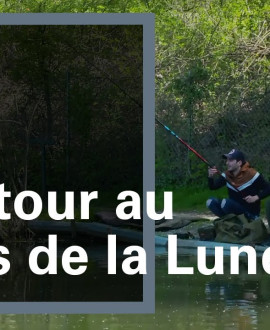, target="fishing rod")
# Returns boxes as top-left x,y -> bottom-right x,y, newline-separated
156,118 -> 214,168
156,118 -> 241,193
